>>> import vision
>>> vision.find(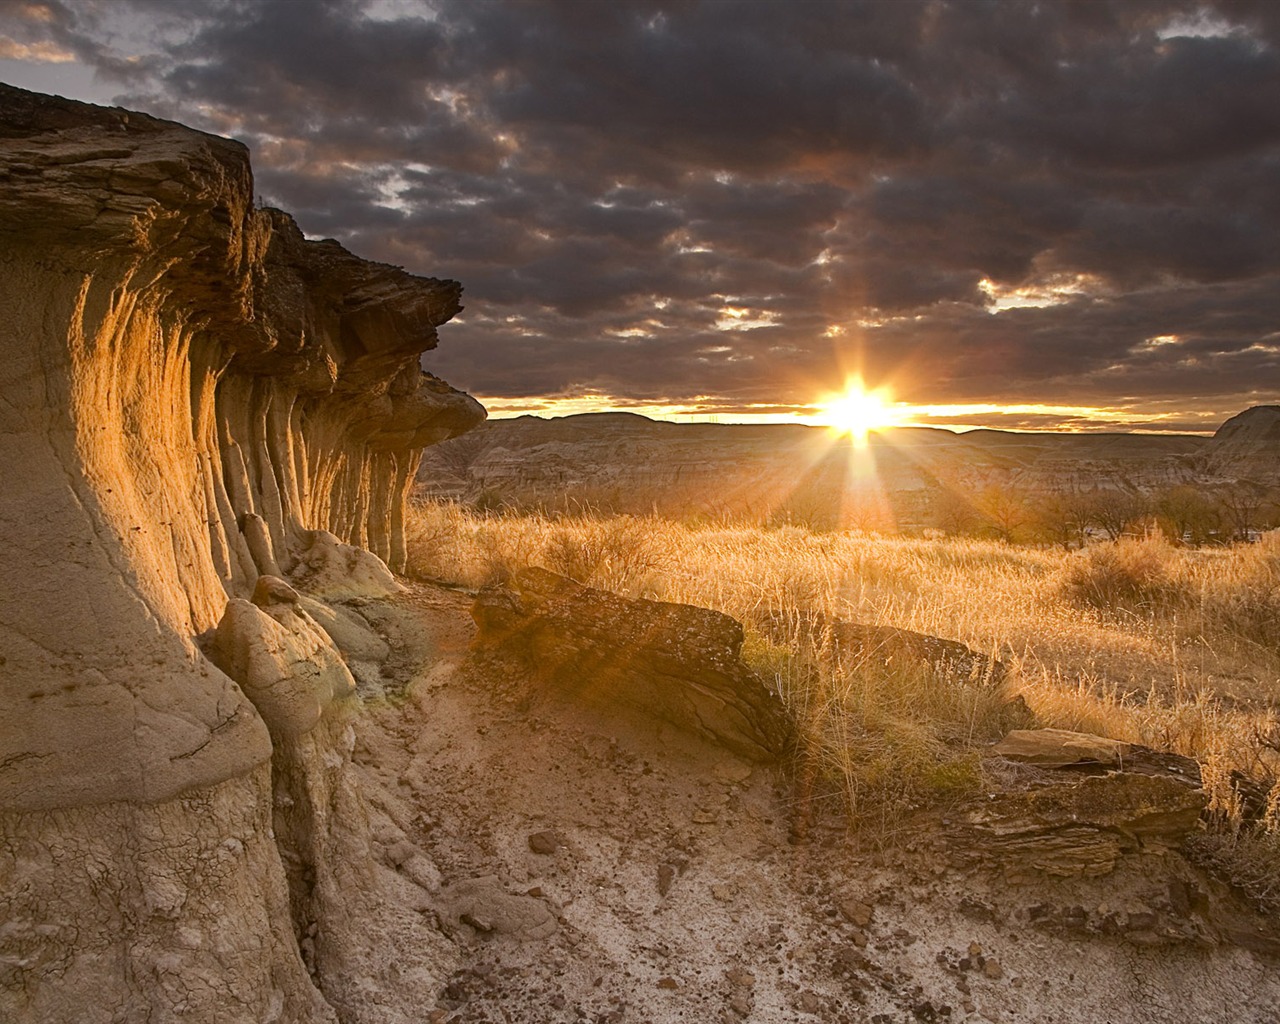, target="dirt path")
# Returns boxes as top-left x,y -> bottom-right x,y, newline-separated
343,583 -> 1280,1024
